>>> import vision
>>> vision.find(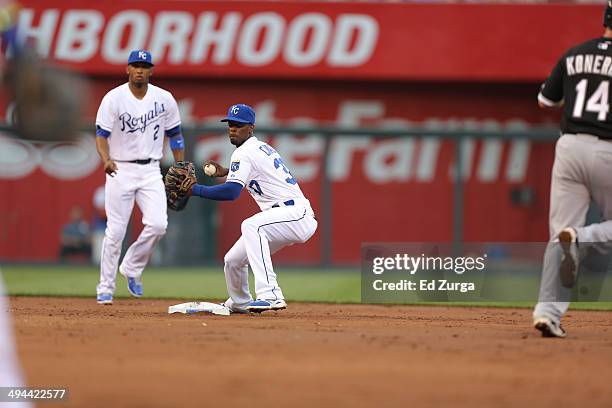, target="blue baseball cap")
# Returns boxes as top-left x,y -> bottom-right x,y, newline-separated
221,104 -> 255,125
128,50 -> 154,66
